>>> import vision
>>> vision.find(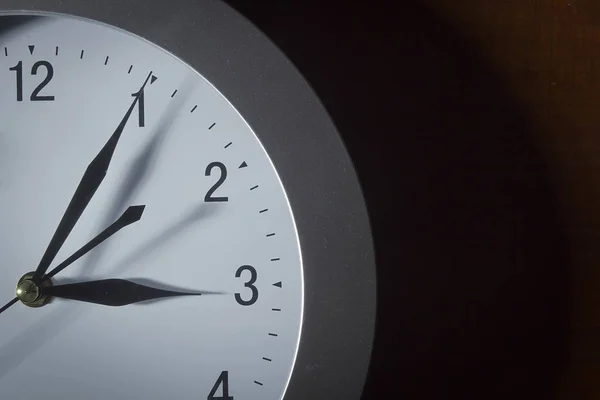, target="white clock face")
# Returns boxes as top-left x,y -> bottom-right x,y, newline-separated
0,13 -> 303,400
